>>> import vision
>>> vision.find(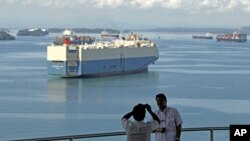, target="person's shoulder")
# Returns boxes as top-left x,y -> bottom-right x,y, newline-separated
122,119 -> 135,126
122,118 -> 131,123
168,107 -> 179,112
